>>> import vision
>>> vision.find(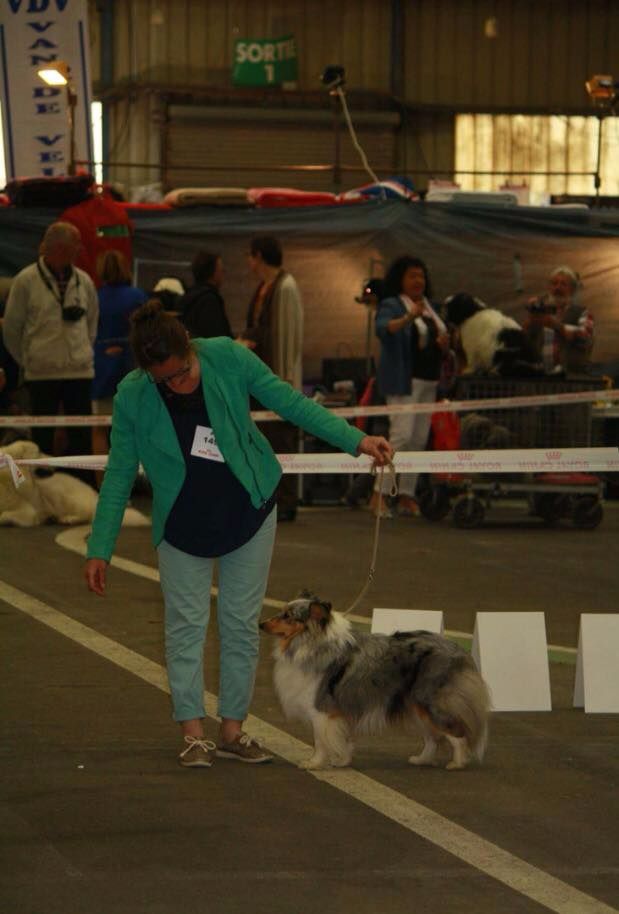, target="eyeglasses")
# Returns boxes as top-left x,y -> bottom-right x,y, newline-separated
147,361 -> 192,385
